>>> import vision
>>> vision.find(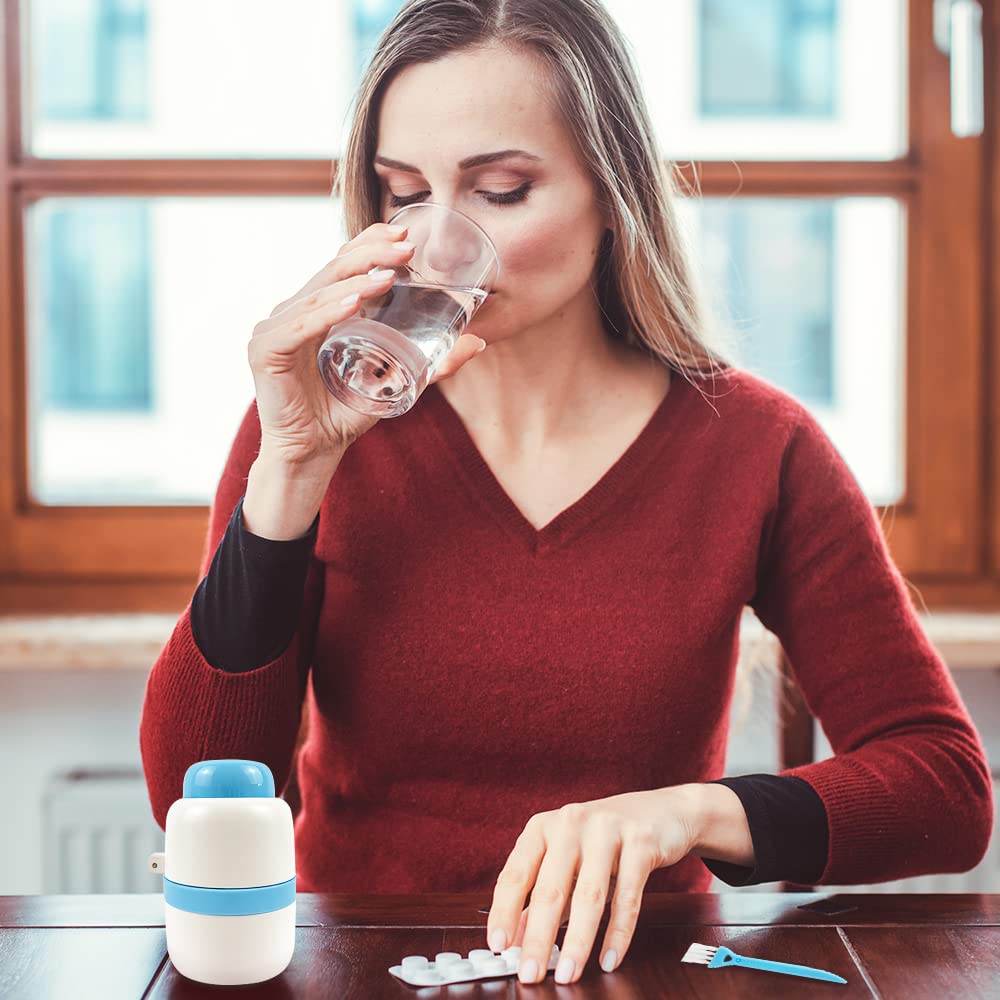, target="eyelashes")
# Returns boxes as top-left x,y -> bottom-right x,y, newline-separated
386,182 -> 532,209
